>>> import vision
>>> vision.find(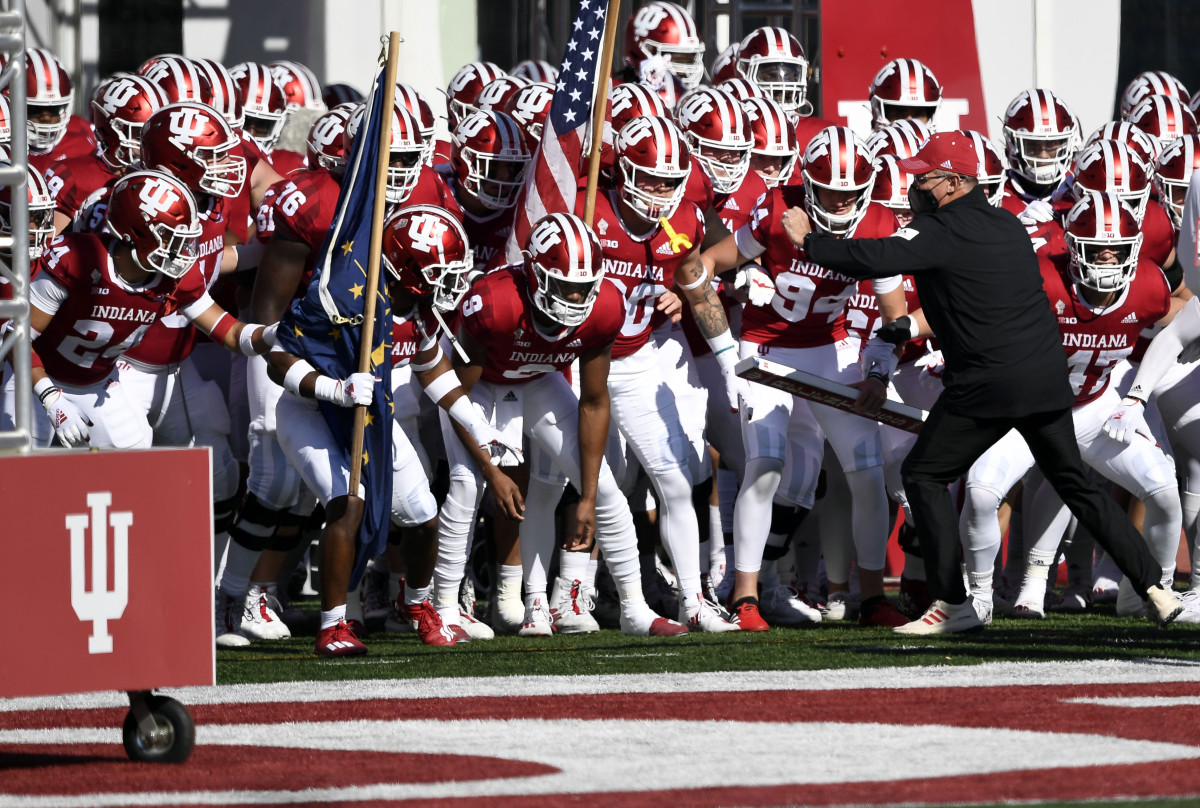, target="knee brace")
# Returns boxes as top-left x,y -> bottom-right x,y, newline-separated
213,494 -> 240,535
764,502 -> 808,561
228,492 -> 283,552
269,508 -> 309,552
